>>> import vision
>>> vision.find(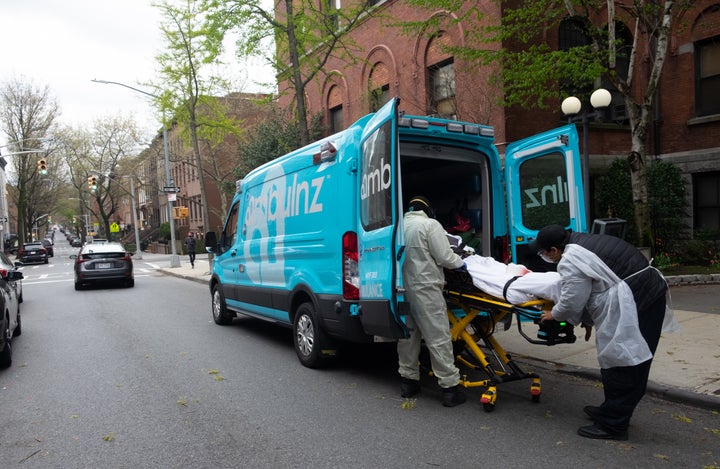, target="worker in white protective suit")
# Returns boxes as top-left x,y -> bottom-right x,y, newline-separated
398,196 -> 467,407
534,224 -> 672,441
